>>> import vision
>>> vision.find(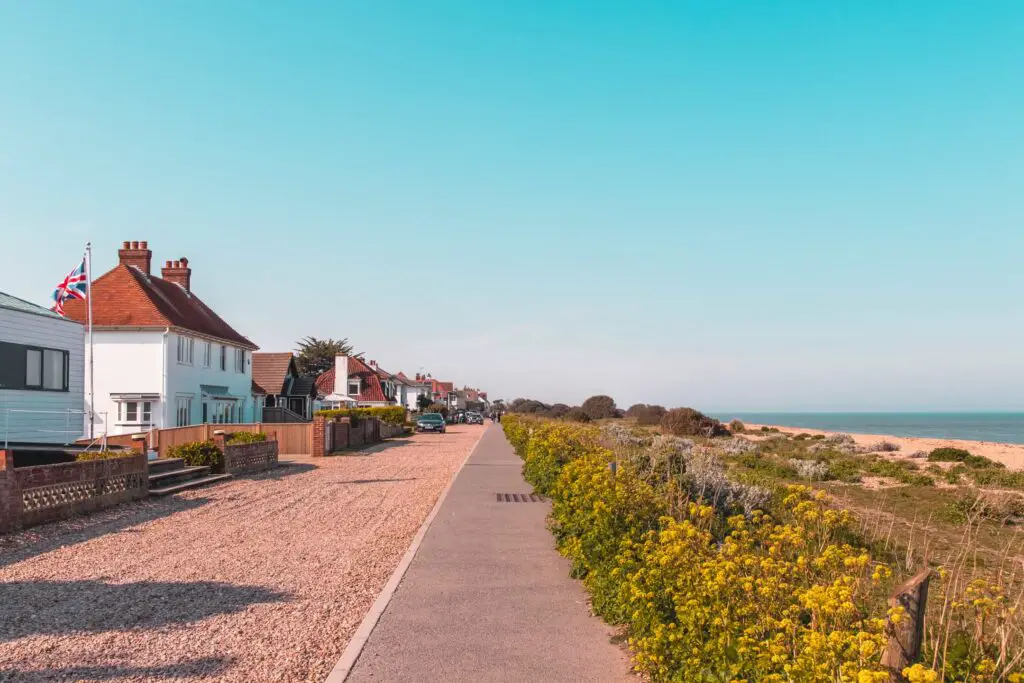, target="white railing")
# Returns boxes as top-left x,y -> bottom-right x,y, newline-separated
2,409 -> 109,449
